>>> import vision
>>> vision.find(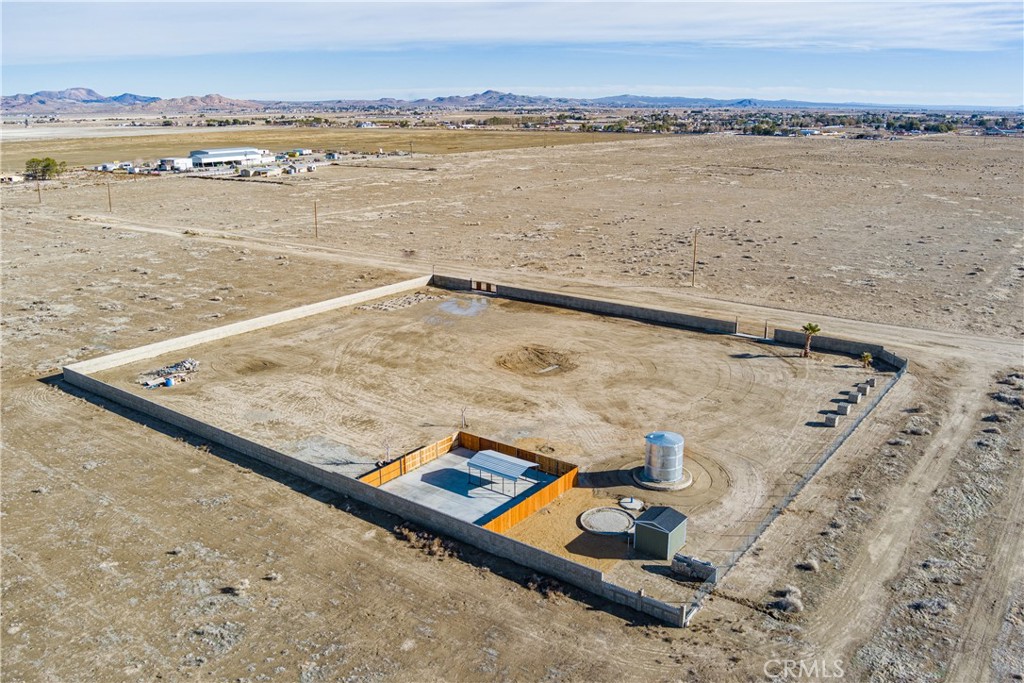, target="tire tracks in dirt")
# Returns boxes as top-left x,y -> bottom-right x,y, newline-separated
805,364 -> 990,660
945,440 -> 1024,682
